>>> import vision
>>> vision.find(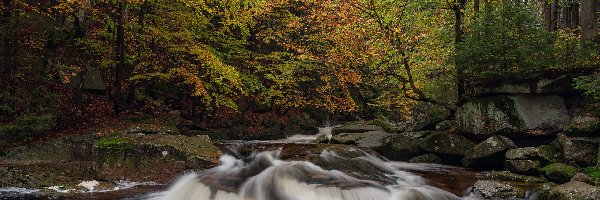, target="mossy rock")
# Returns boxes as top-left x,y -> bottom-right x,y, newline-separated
374,133 -> 423,161
505,160 -> 542,175
545,181 -> 600,200
486,171 -> 548,184
463,135 -> 517,169
420,131 -> 475,156
543,163 -> 578,183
